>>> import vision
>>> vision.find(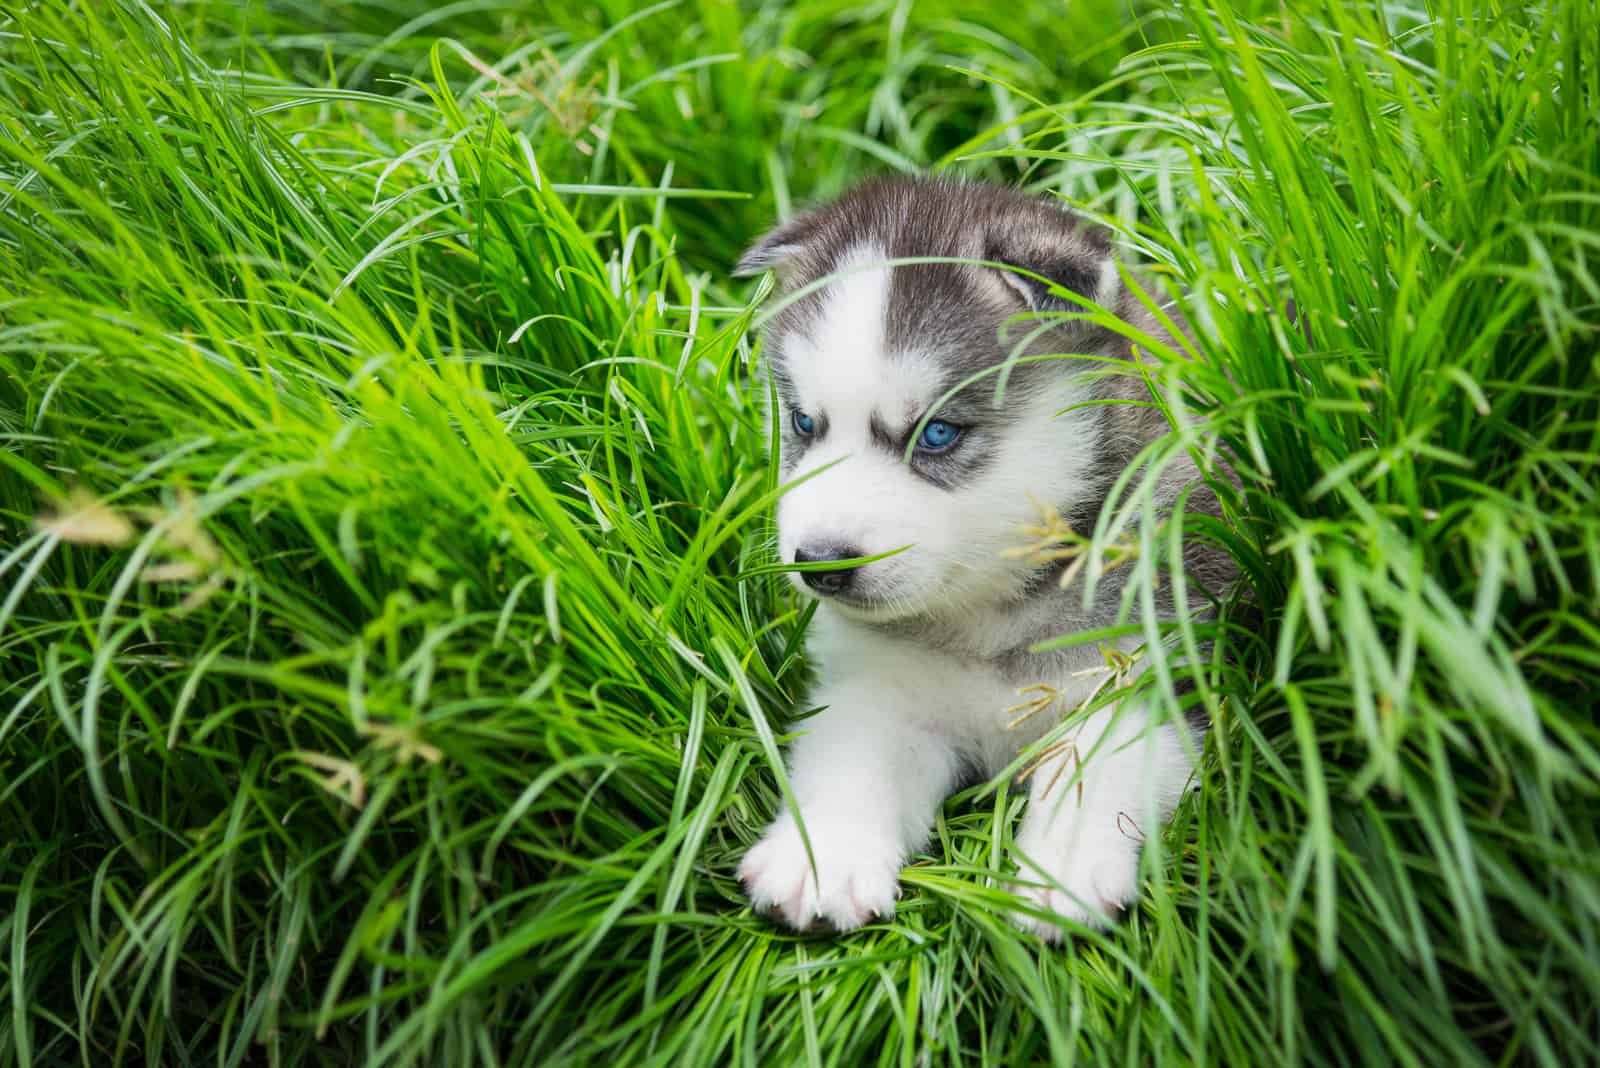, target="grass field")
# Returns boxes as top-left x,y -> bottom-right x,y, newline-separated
2,0 -> 1598,1064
